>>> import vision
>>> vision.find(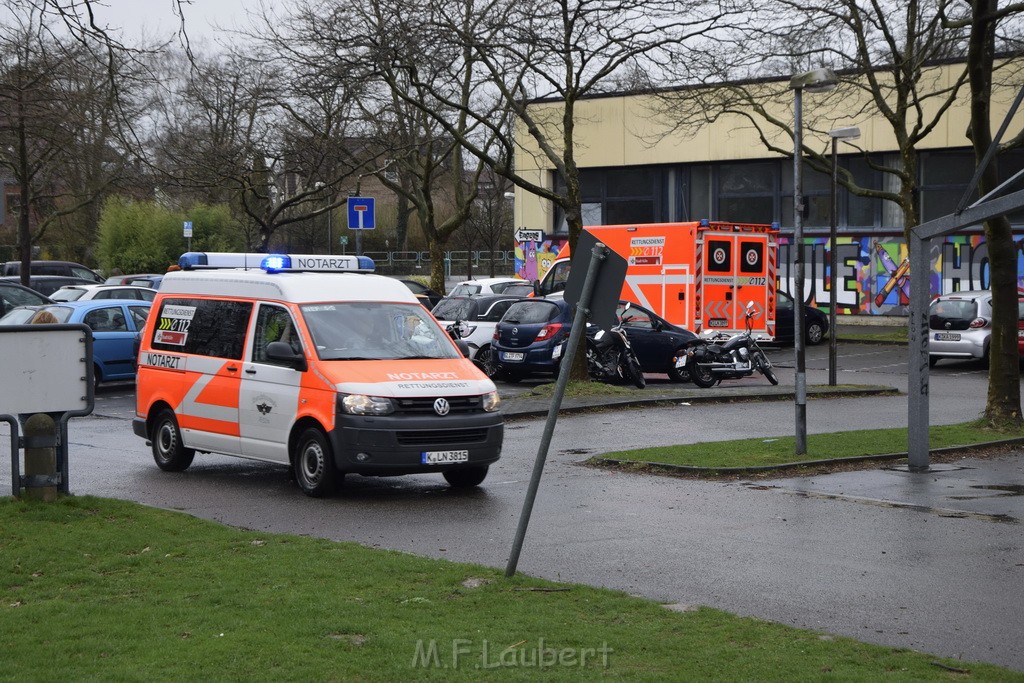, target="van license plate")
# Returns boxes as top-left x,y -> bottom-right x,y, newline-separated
422,450 -> 469,465
934,332 -> 960,341
501,351 -> 525,362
